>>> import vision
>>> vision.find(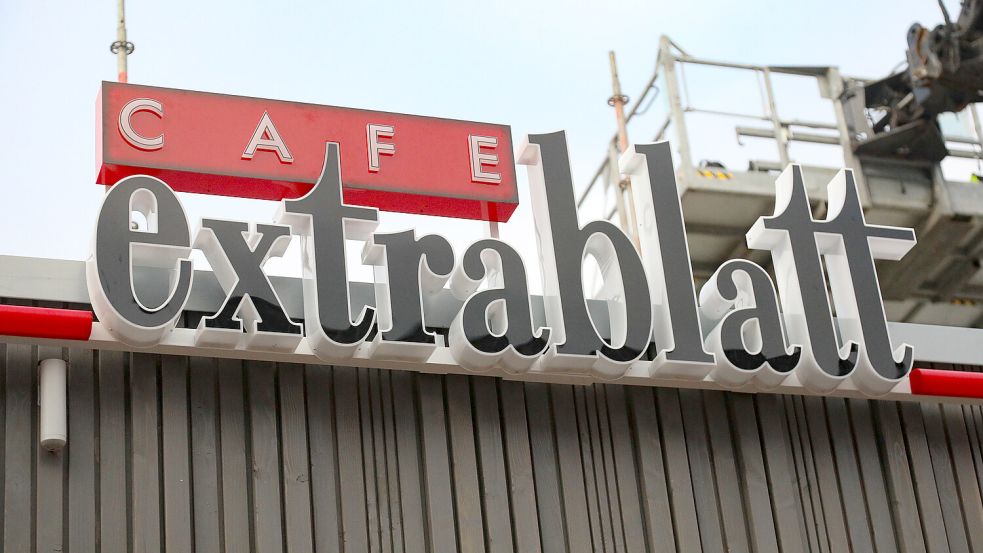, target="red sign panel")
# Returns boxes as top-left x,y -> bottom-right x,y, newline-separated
97,82 -> 518,221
